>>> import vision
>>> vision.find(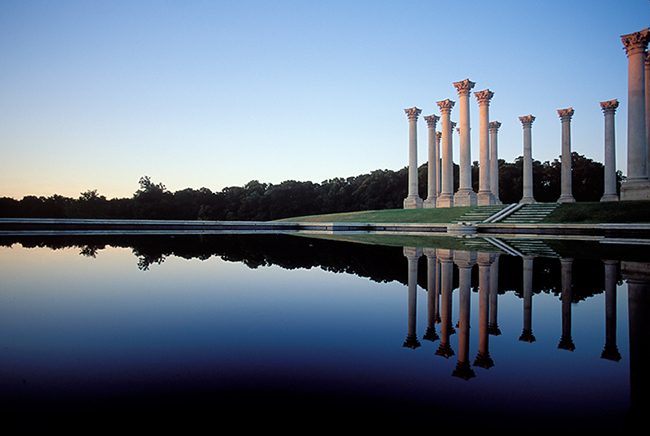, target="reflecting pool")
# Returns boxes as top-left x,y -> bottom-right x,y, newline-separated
0,234 -> 647,430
